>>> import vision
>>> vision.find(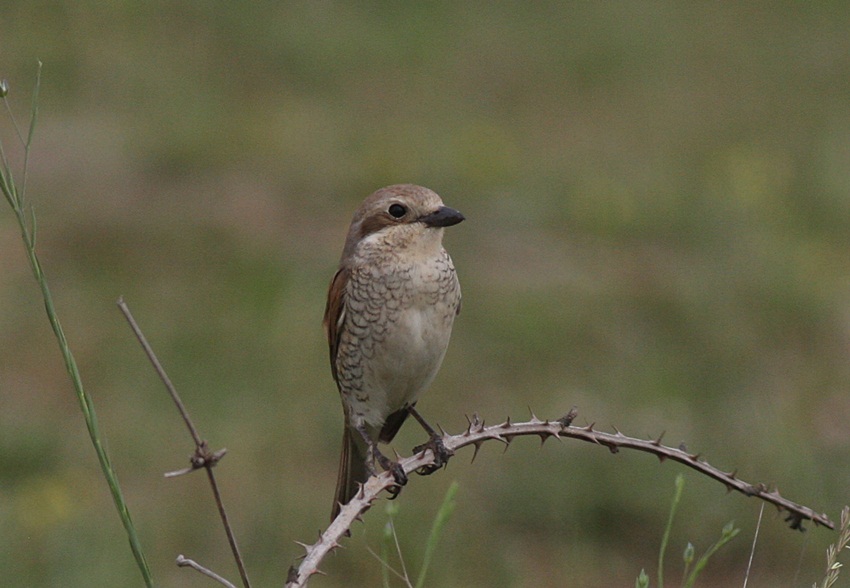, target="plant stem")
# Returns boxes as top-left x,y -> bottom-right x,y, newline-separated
1,62 -> 153,587
658,473 -> 685,588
